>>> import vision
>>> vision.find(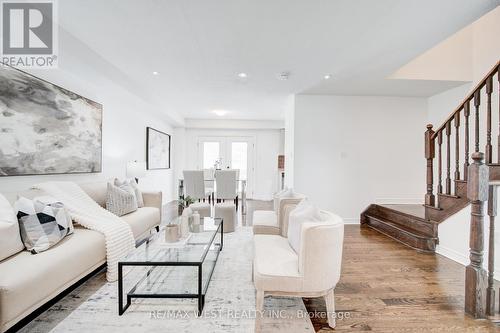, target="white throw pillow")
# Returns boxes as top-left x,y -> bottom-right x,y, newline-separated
287,199 -> 323,254
115,179 -> 144,208
0,193 -> 24,260
106,183 -> 138,217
